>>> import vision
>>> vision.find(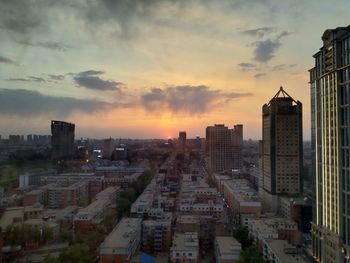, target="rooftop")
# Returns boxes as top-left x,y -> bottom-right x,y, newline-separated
216,236 -> 241,255
101,217 -> 142,249
177,215 -> 200,224
266,239 -> 308,263
171,232 -> 199,251
0,207 -> 24,230
76,199 -> 109,217
96,186 -> 120,197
